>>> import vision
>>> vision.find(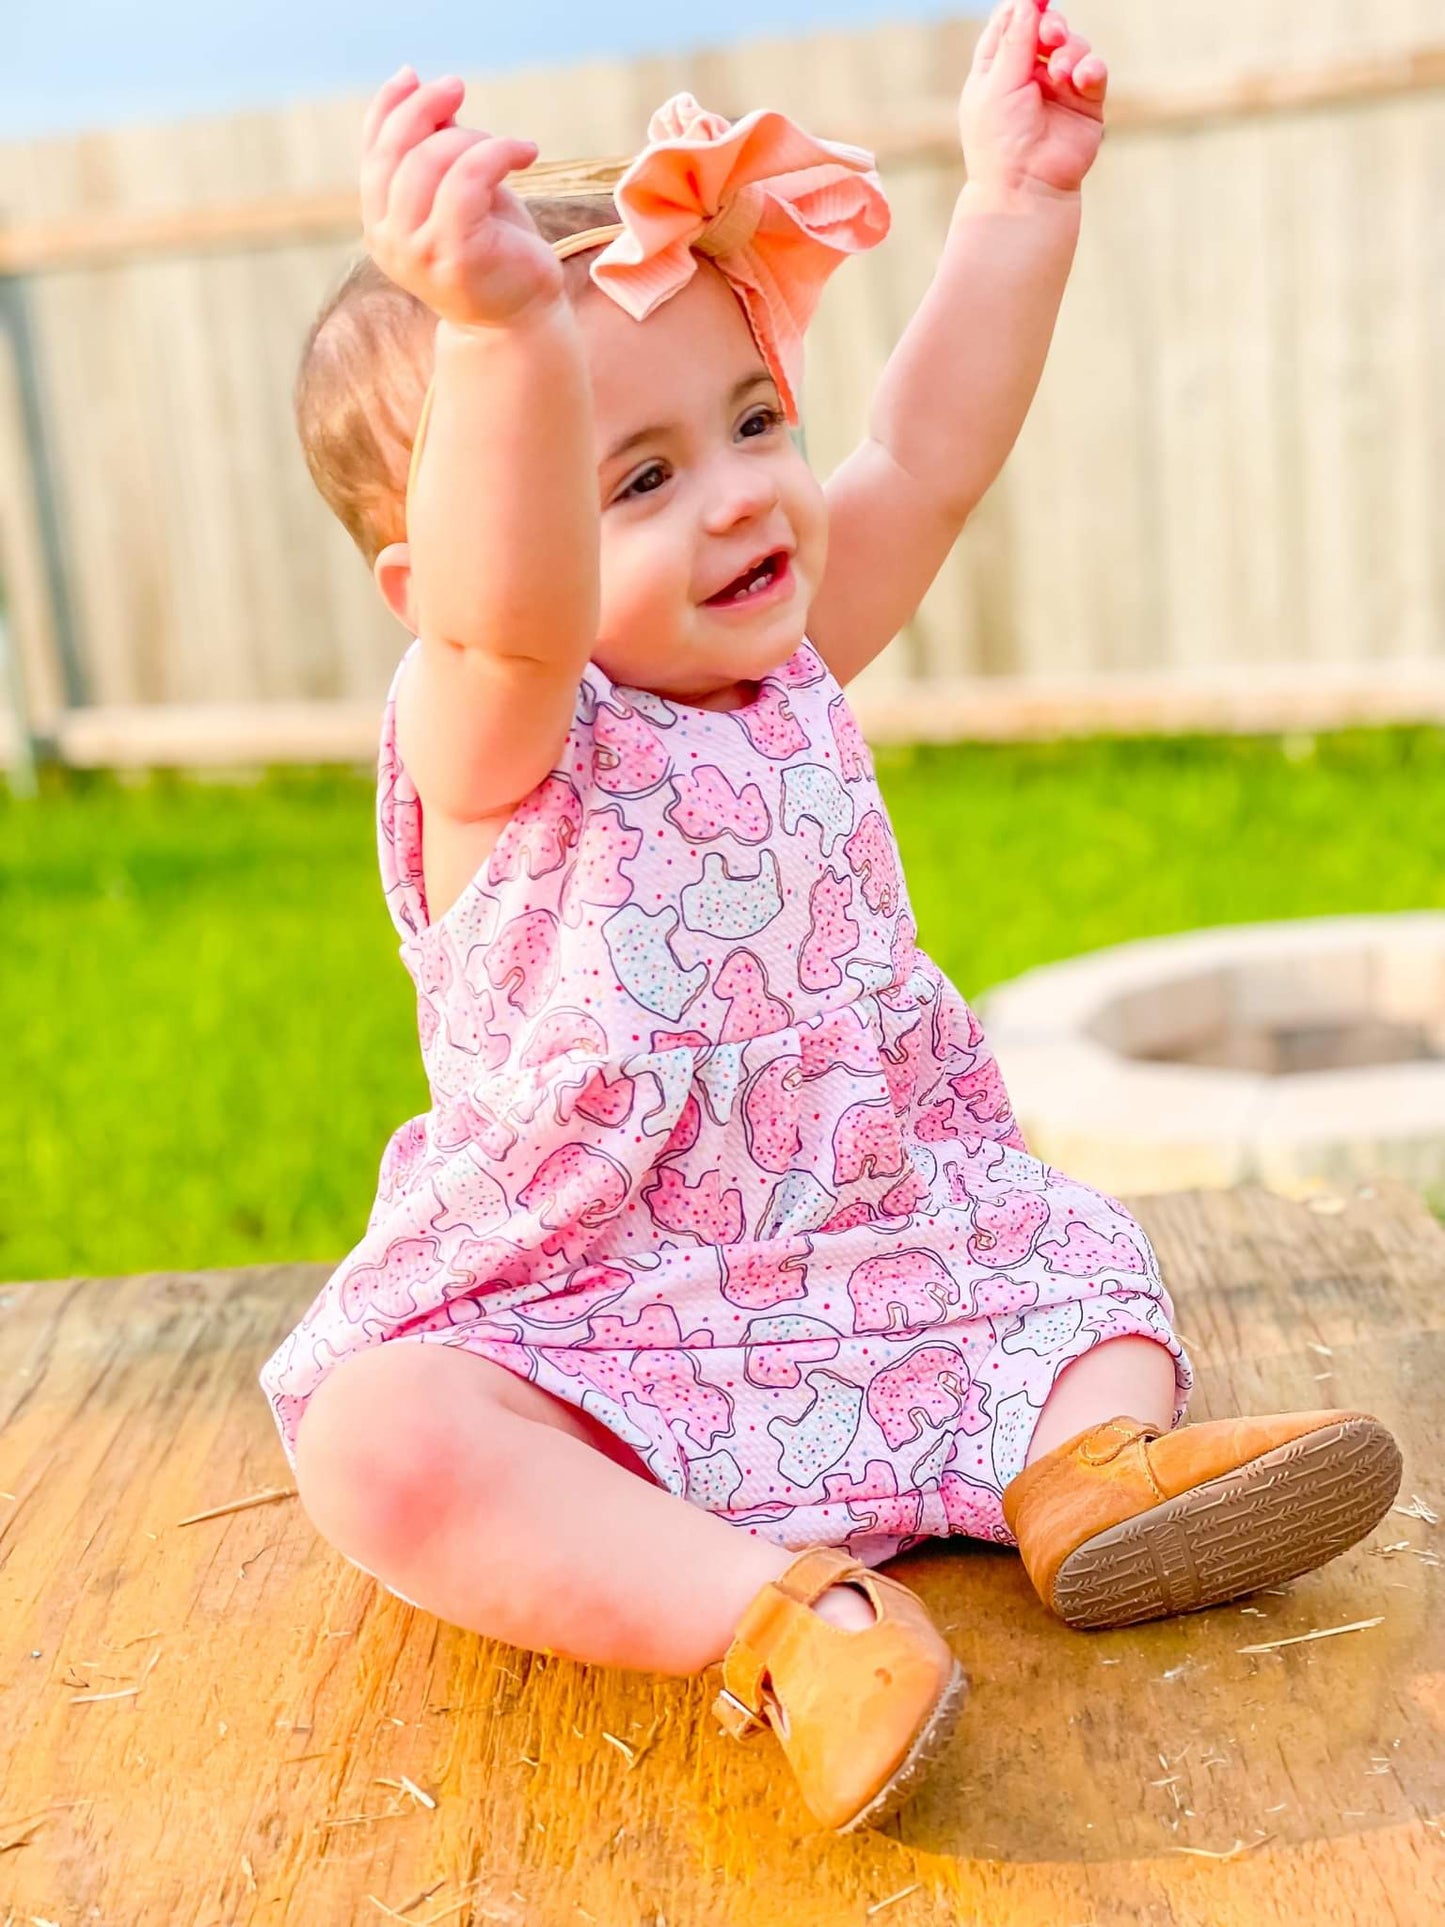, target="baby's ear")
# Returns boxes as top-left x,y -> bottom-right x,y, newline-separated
373,541 -> 416,633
